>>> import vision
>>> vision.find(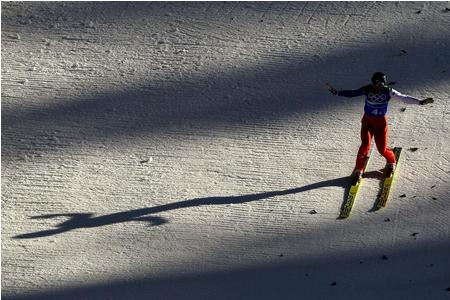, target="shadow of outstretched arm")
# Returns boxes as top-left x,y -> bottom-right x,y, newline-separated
14,176 -> 350,239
